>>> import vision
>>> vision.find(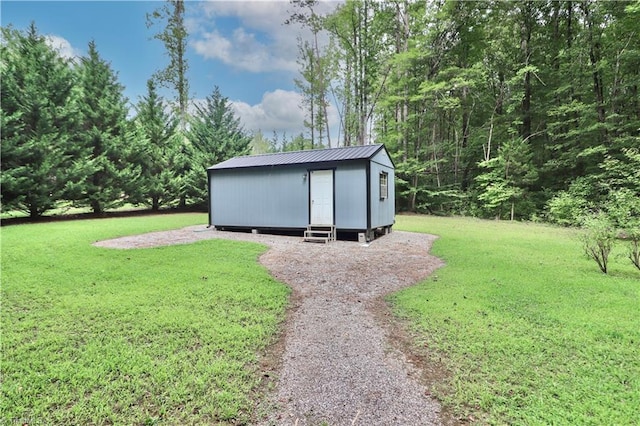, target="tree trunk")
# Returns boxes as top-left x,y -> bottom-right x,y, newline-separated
91,200 -> 103,215
432,123 -> 441,188
582,2 -> 606,128
460,86 -> 471,189
410,174 -> 418,212
520,2 -> 533,141
29,205 -> 40,219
